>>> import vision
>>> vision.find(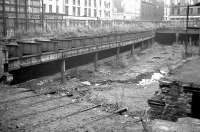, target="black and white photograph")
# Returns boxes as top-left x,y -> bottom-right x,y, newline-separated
0,0 -> 200,131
